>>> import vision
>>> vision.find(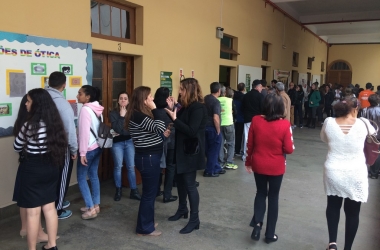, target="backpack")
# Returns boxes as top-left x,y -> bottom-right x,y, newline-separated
89,110 -> 113,148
